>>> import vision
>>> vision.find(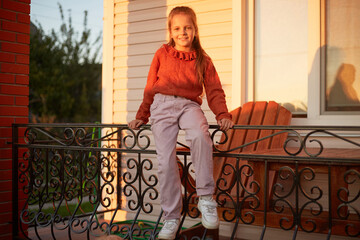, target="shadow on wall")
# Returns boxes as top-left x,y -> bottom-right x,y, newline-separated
281,102 -> 307,114
327,63 -> 360,111
126,1 -> 167,124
